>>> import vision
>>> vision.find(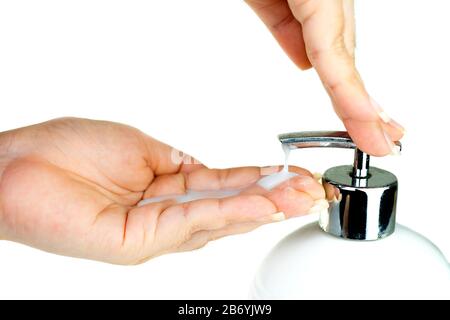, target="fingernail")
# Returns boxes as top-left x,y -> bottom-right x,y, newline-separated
387,118 -> 406,135
307,199 -> 329,214
271,212 -> 286,222
313,172 -> 323,181
370,97 -> 406,134
315,199 -> 329,208
383,130 -> 401,156
308,205 -> 324,214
